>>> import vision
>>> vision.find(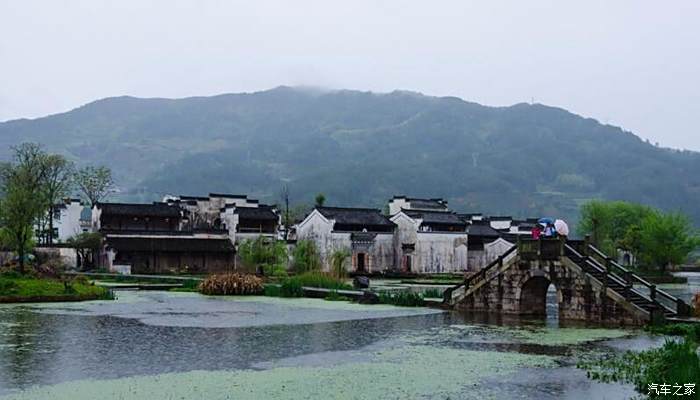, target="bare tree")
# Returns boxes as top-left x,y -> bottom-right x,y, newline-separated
74,166 -> 114,207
